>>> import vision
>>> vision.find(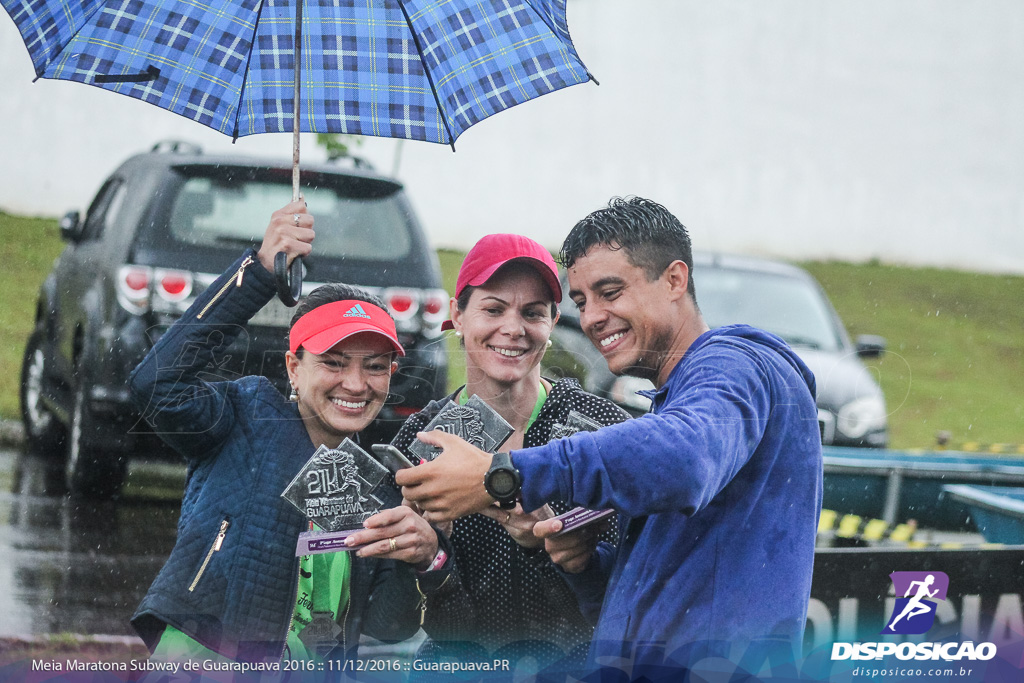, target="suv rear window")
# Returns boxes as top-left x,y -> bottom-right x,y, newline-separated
160,166 -> 412,261
695,268 -> 844,352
